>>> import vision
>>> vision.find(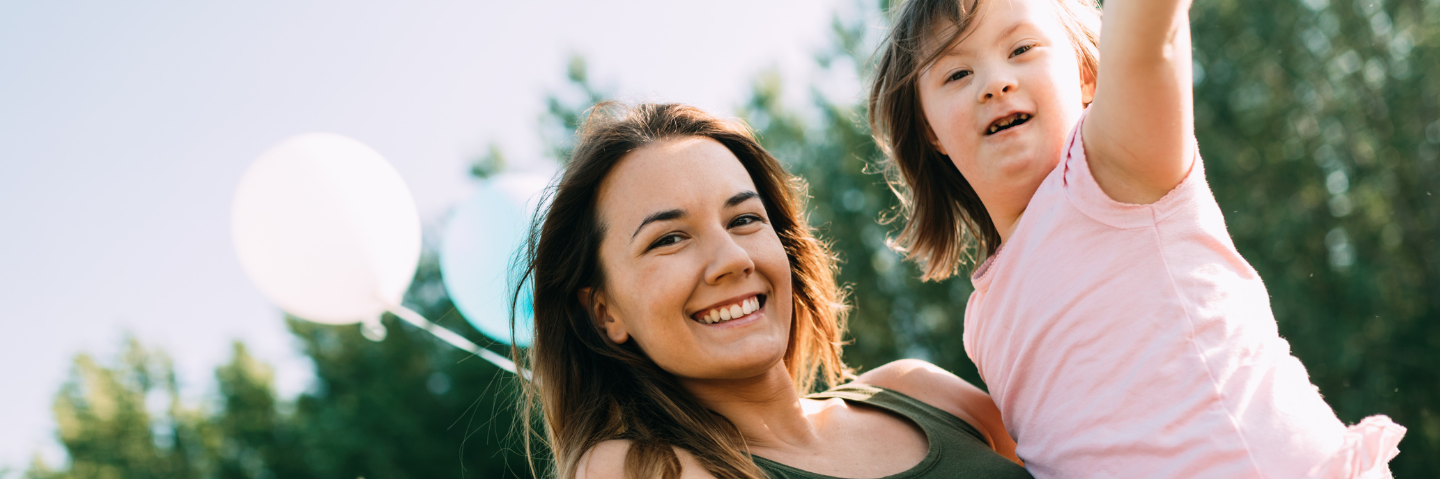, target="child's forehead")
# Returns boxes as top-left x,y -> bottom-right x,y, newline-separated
921,0 -> 1056,58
